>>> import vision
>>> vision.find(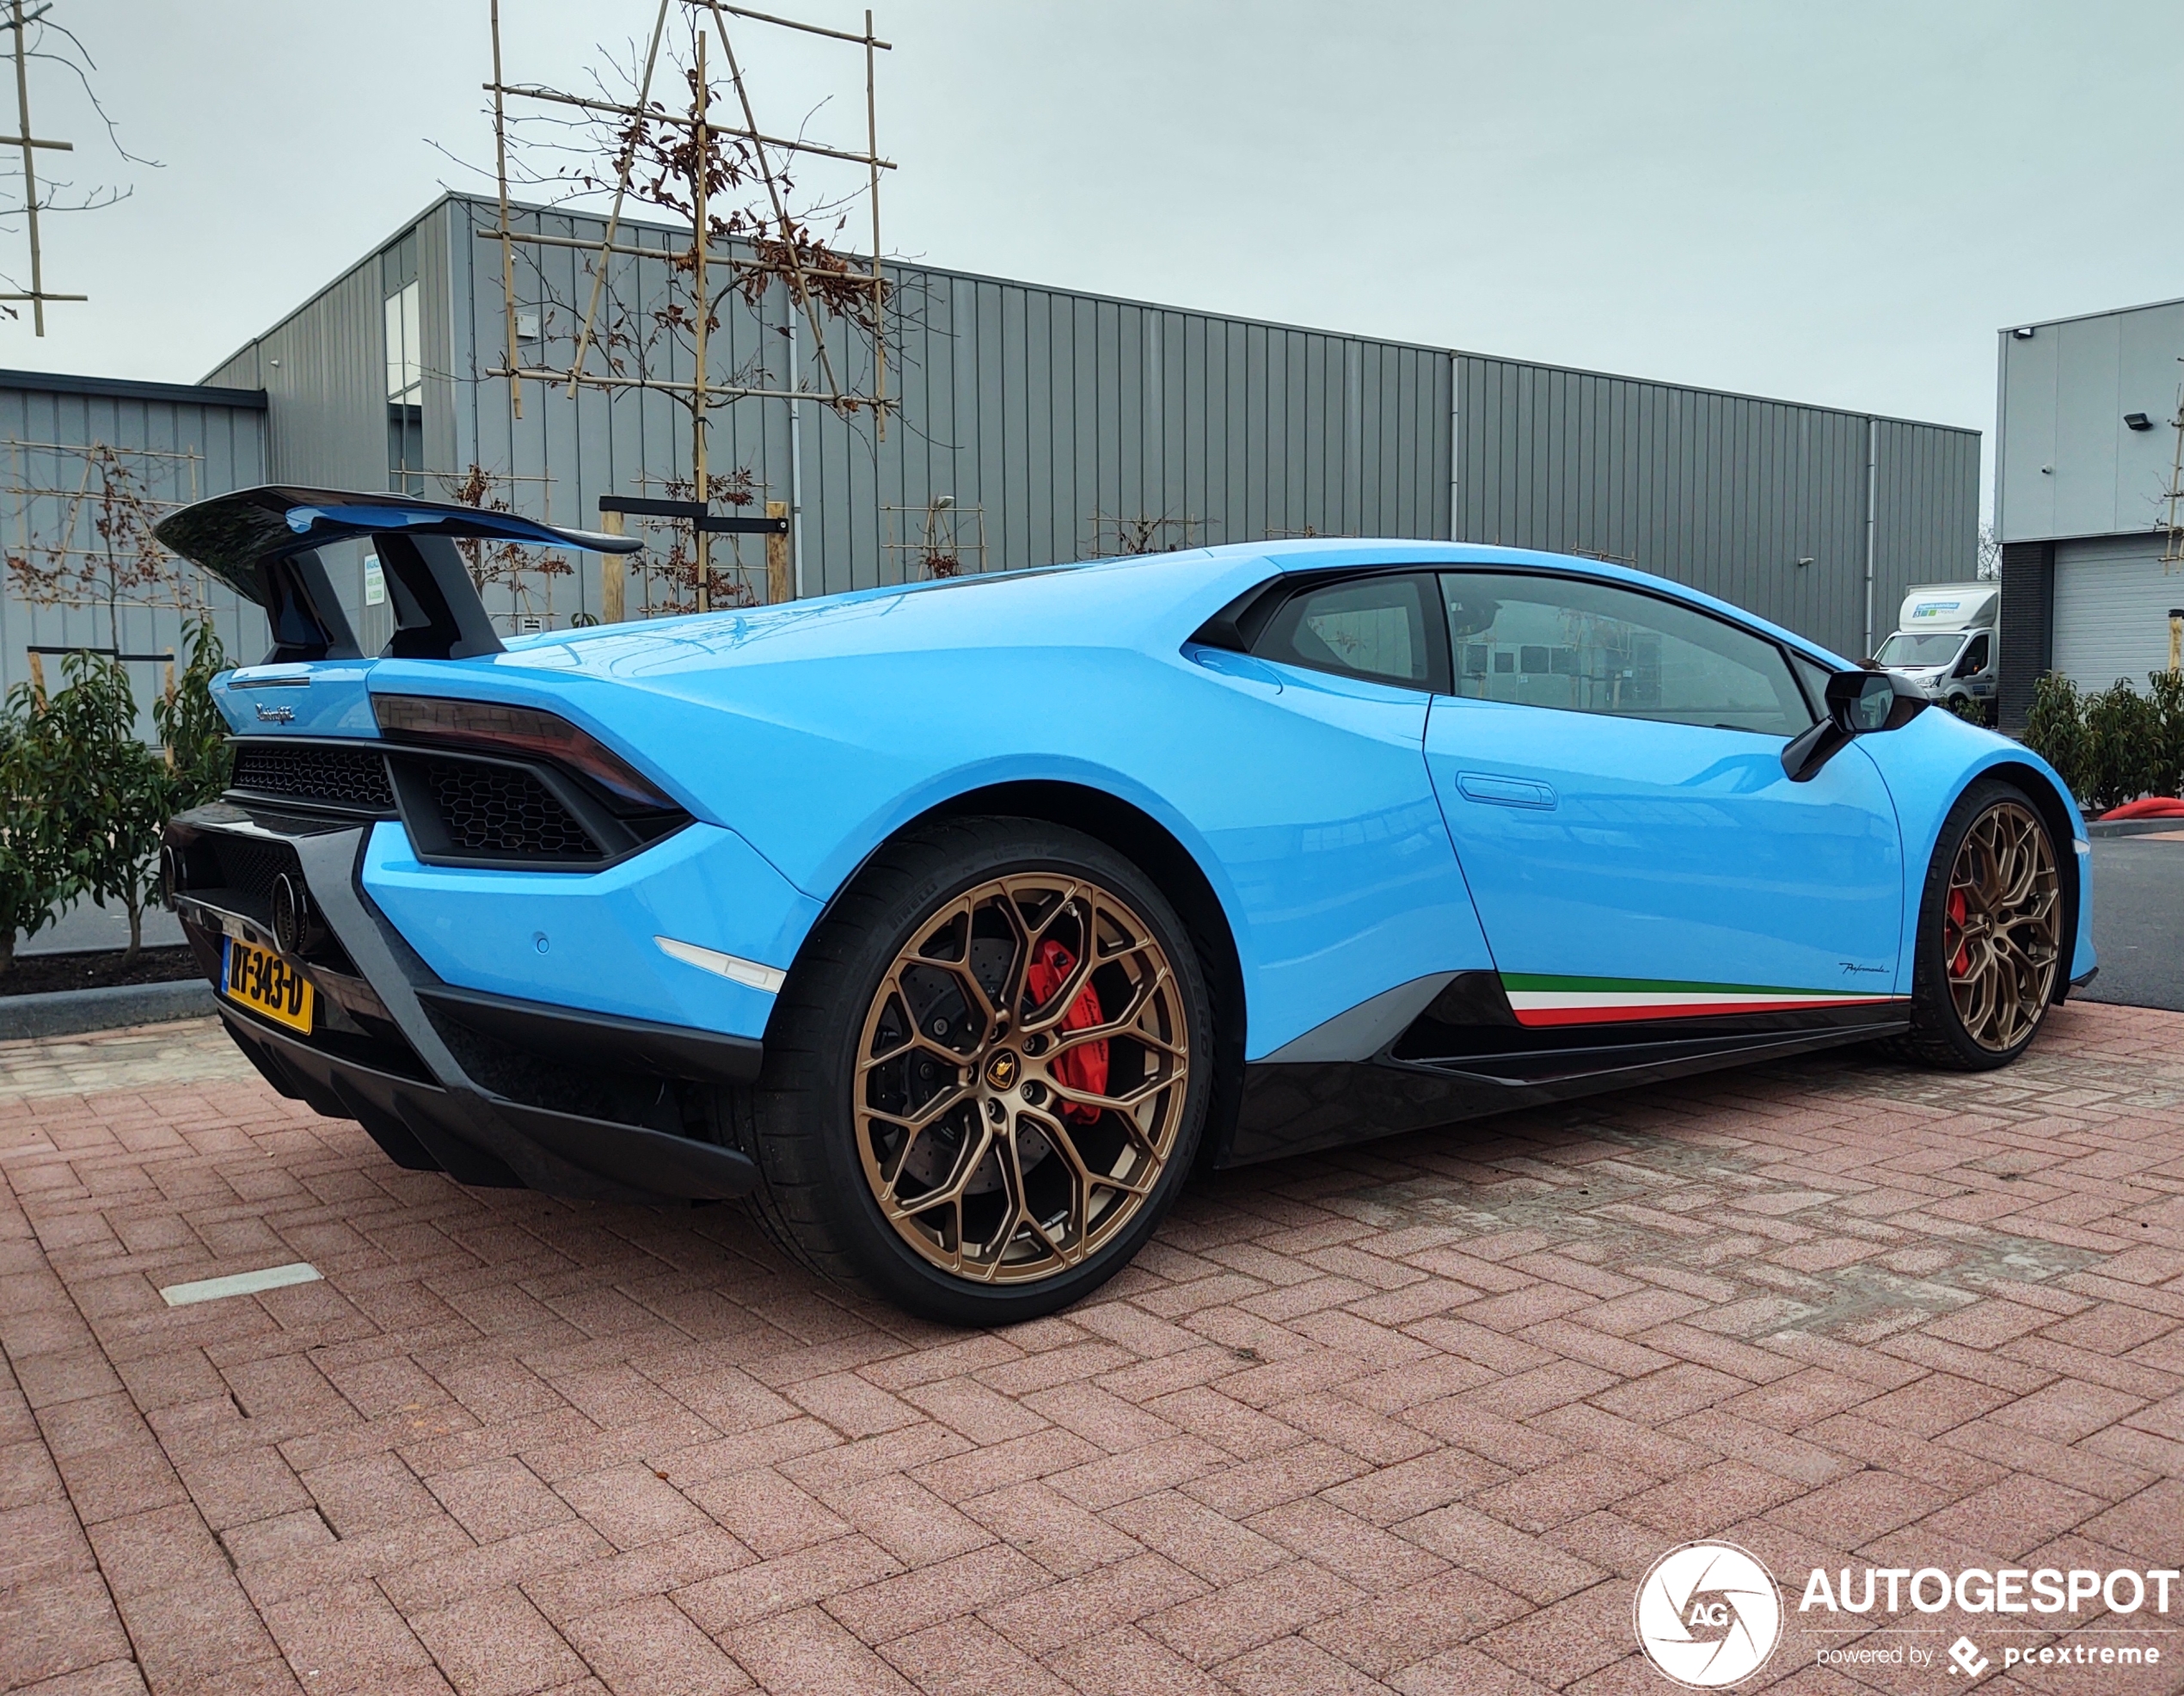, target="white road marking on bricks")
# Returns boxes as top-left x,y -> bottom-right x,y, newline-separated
159,1262 -> 323,1306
